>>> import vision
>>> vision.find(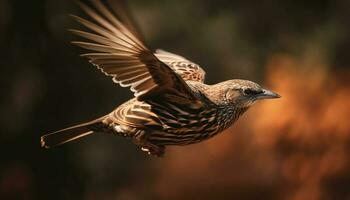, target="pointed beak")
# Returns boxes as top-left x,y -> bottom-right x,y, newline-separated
256,89 -> 281,100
